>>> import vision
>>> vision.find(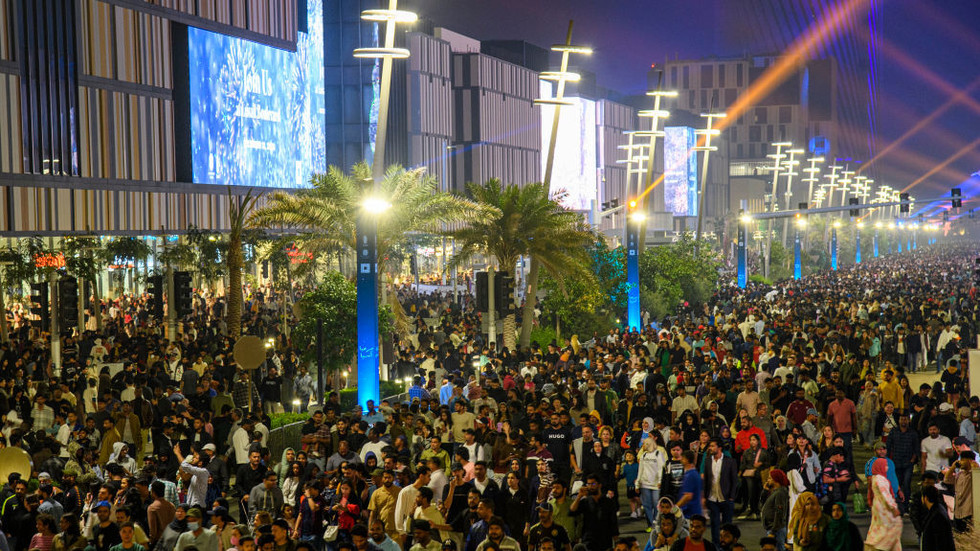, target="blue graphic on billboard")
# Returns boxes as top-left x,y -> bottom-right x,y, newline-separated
188,0 -> 324,188
664,126 -> 698,216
